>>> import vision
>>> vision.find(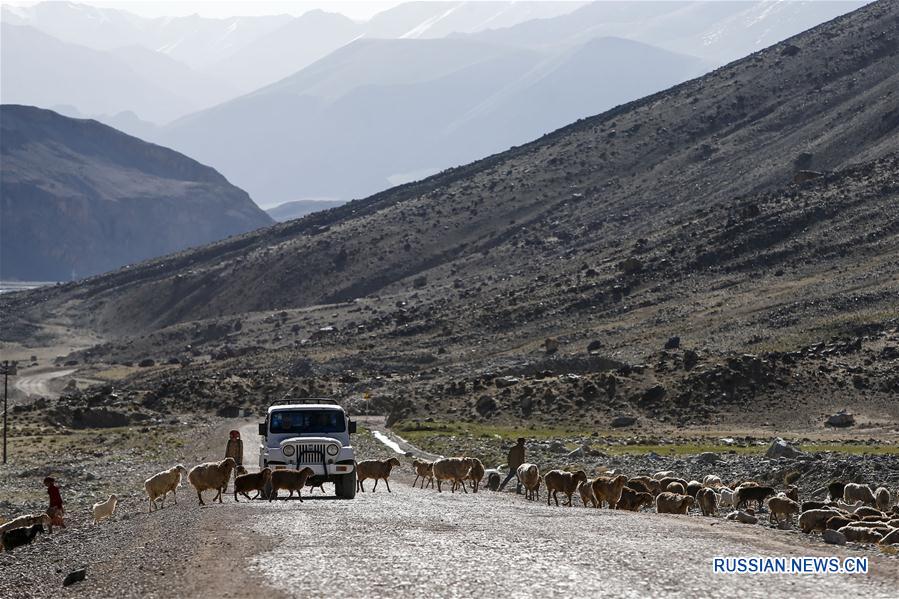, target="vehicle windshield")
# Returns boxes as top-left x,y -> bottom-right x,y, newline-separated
269,409 -> 346,434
